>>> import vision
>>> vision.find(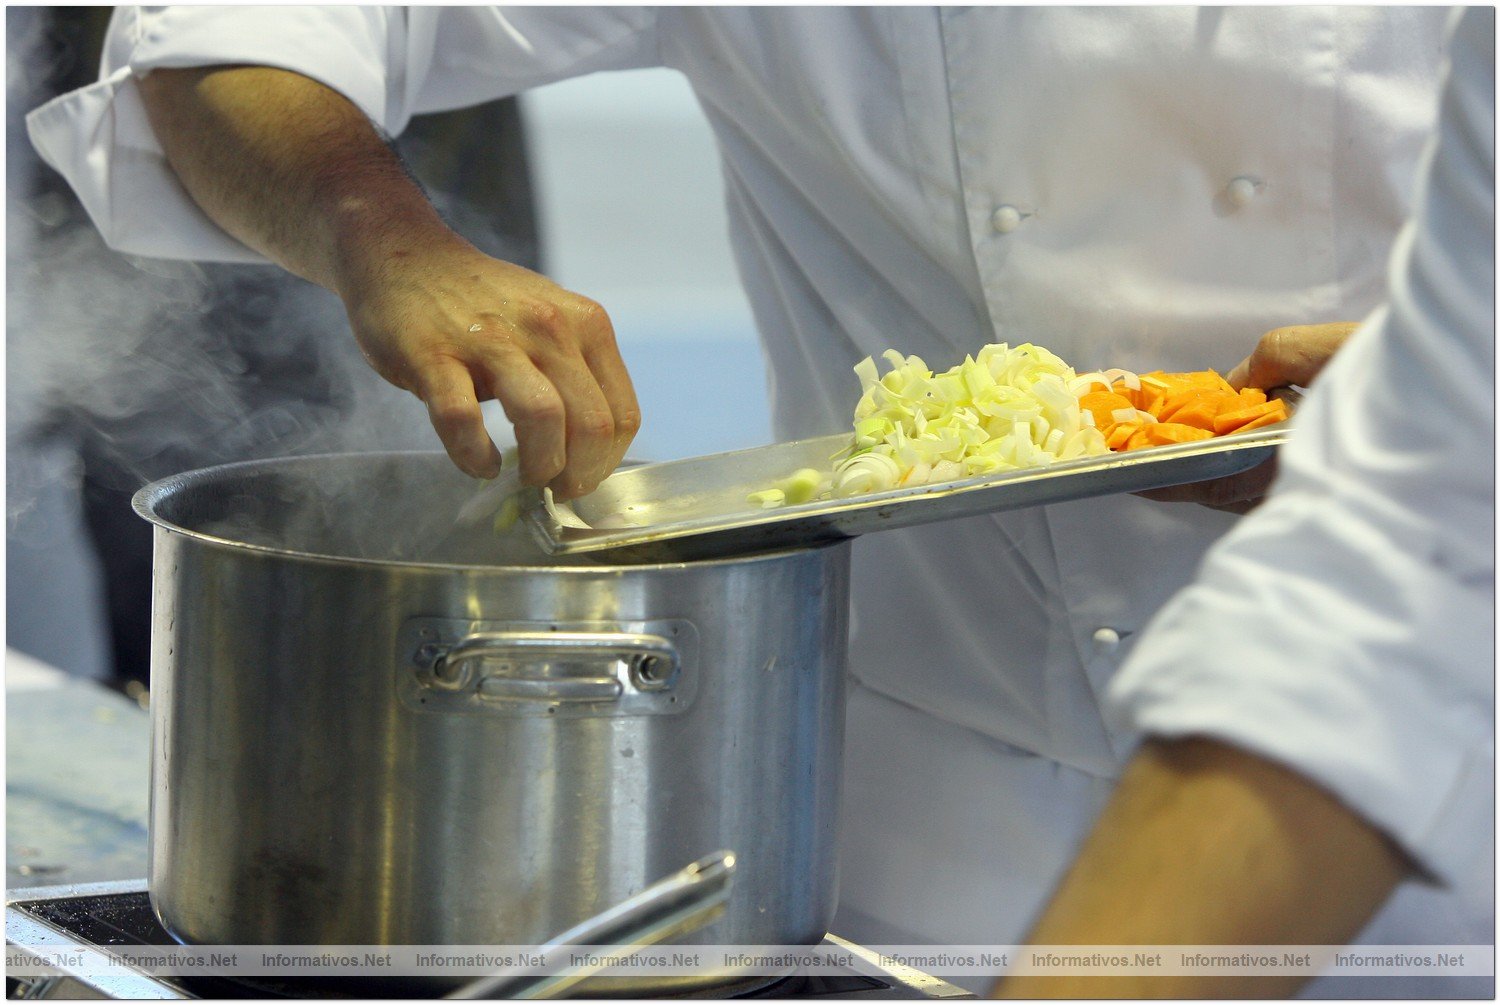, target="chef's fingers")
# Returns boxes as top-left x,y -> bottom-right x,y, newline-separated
1226,322 -> 1361,390
502,295 -> 633,499
577,311 -> 642,477
464,311 -> 620,497
1135,454 -> 1279,514
411,357 -> 505,479
468,333 -> 571,490
528,346 -> 618,501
